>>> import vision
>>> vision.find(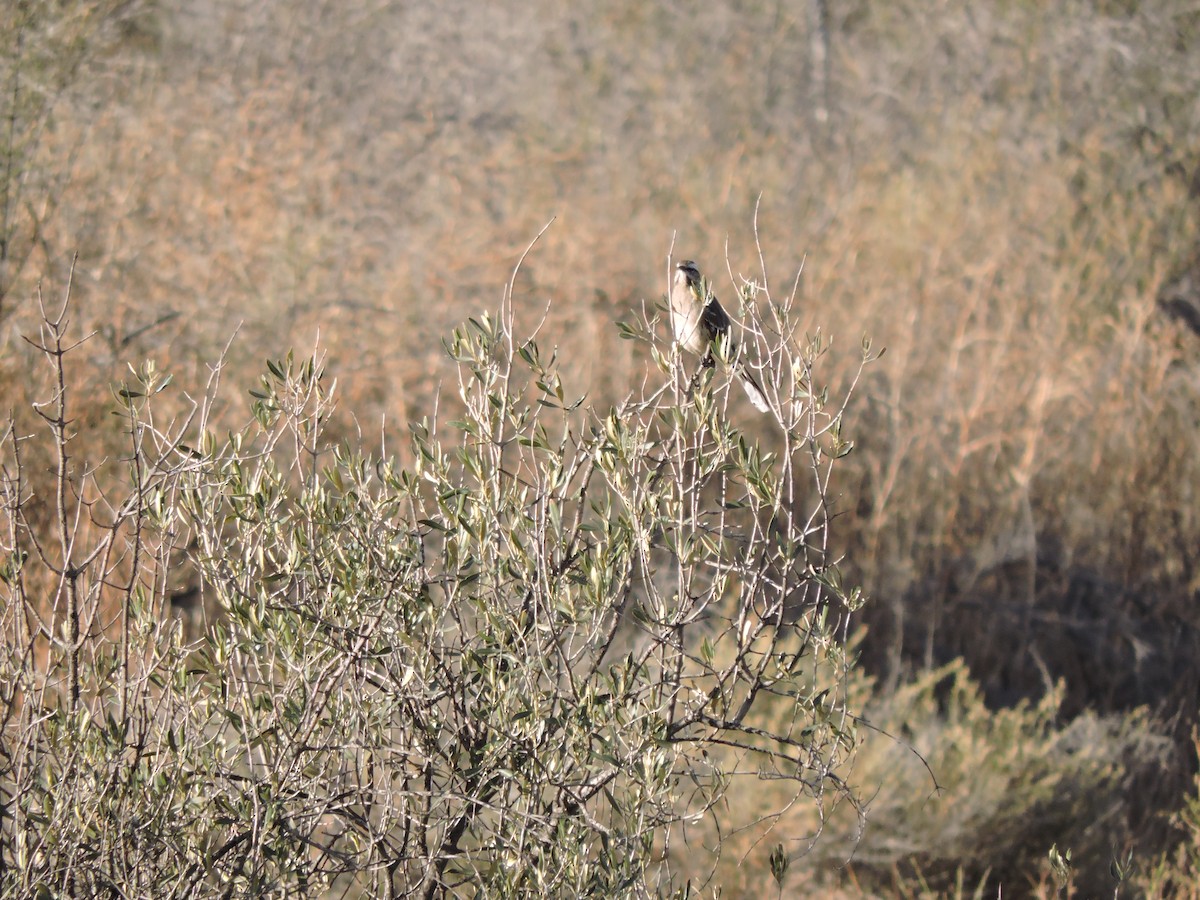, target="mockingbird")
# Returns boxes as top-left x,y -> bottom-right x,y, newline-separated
670,259 -> 769,412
